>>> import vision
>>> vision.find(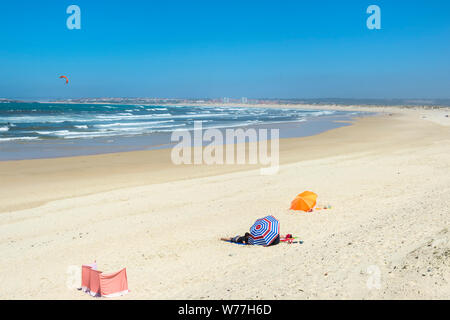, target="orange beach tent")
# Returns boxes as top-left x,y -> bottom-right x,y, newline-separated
290,191 -> 317,211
